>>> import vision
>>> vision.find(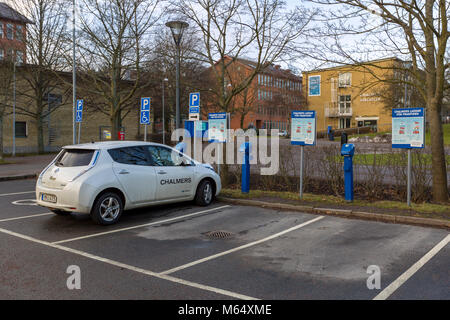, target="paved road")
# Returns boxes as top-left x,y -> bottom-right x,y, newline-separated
0,179 -> 448,300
